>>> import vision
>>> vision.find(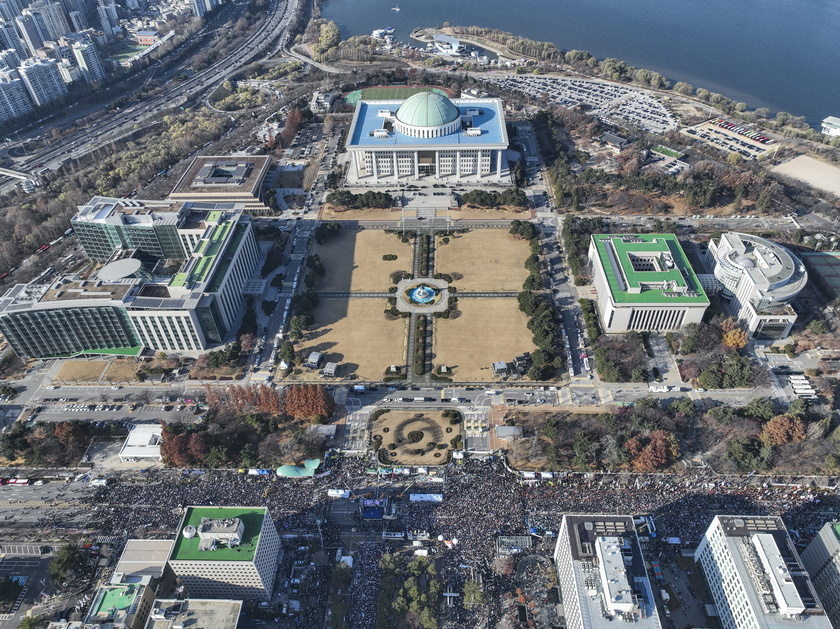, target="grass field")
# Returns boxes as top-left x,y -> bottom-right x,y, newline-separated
312,230 -> 412,292
372,410 -> 460,465
103,360 -> 139,383
56,360 -> 108,384
113,45 -> 145,63
433,298 -> 535,381
652,145 -> 685,159
435,230 -> 531,291
344,86 -> 451,106
294,298 -> 406,380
